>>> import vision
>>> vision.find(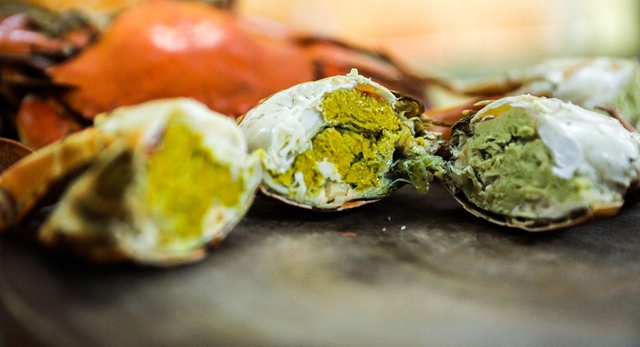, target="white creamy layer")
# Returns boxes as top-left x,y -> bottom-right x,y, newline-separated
96,97 -> 250,169
238,69 -> 397,175
474,95 -> 640,206
513,57 -> 638,109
